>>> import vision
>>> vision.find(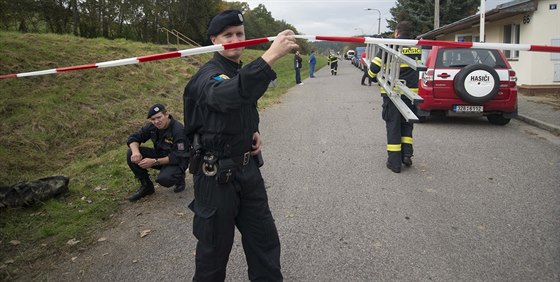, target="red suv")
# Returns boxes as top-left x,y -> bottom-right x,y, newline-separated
417,46 -> 517,125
